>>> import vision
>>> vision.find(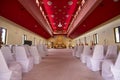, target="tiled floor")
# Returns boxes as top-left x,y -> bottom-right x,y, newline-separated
23,49 -> 103,80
